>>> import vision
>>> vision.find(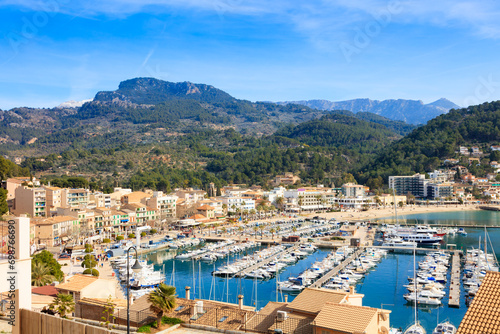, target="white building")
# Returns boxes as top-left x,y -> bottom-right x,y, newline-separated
147,191 -> 178,219
221,197 -> 255,212
265,187 -> 286,206
284,188 -> 332,212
